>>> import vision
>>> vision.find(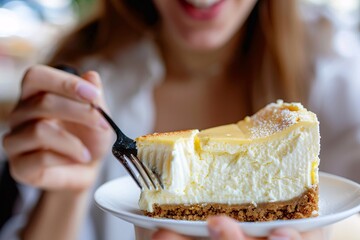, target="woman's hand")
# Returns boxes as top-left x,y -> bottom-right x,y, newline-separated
152,216 -> 327,240
2,65 -> 113,192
